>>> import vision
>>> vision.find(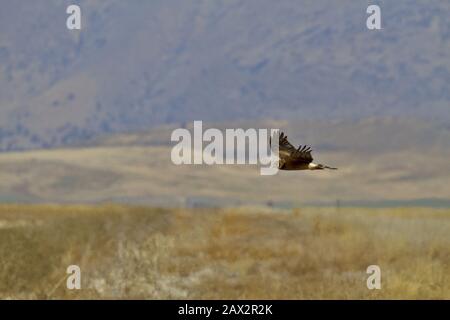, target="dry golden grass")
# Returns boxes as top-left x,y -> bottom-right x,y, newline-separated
0,205 -> 448,299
